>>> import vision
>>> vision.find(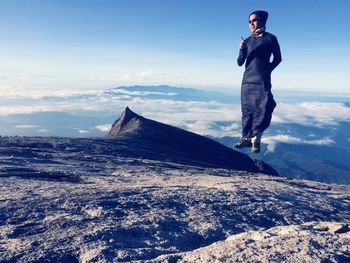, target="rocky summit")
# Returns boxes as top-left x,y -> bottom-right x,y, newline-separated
108,107 -> 276,174
0,108 -> 349,262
